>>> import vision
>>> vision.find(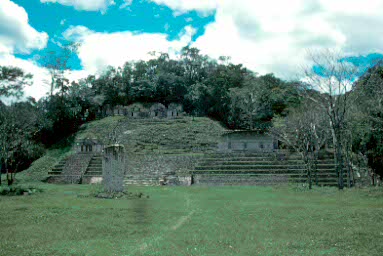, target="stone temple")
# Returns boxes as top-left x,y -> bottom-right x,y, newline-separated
48,112 -> 340,187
